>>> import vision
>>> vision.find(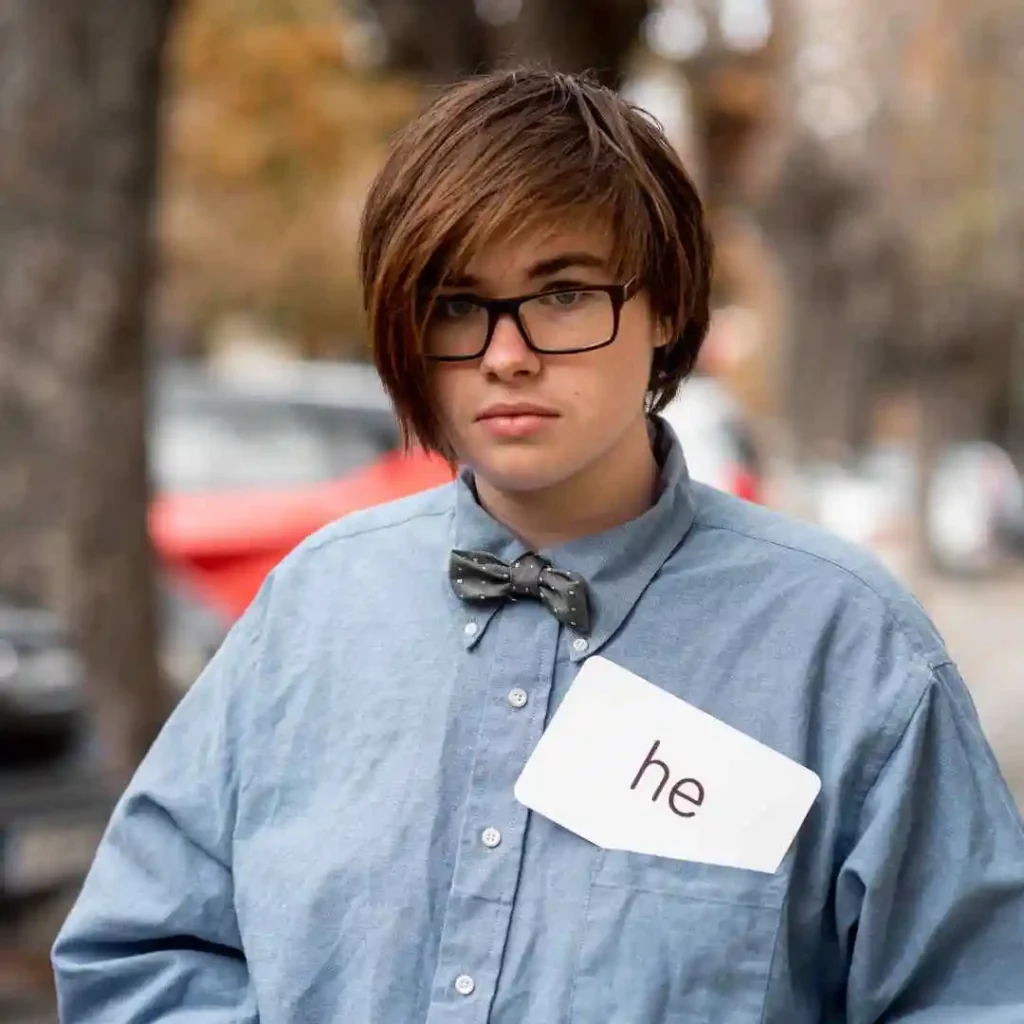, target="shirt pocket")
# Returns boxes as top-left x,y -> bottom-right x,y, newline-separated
568,849 -> 786,1024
